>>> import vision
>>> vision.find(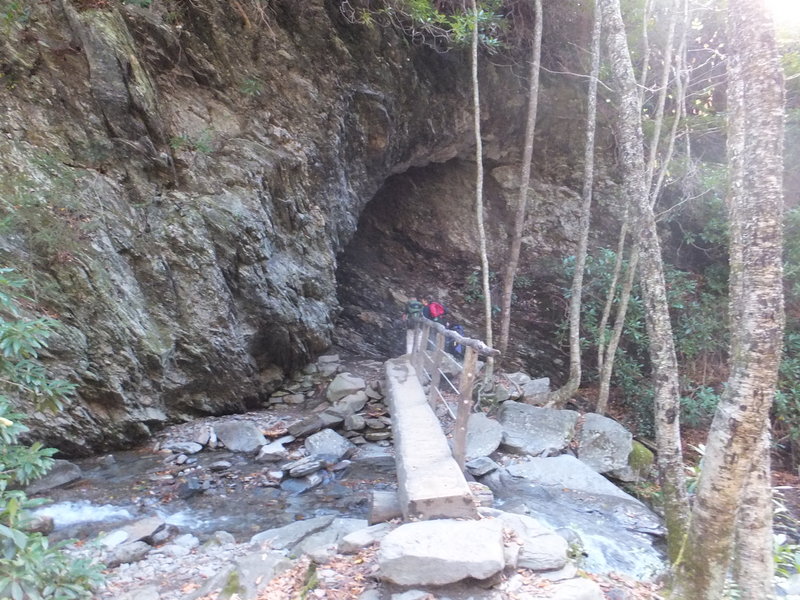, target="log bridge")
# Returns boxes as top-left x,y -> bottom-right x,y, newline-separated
380,317 -> 500,522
